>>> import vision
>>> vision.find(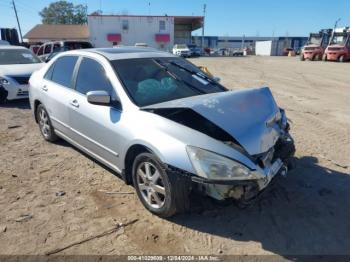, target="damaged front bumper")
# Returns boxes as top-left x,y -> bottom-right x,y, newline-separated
189,133 -> 296,202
